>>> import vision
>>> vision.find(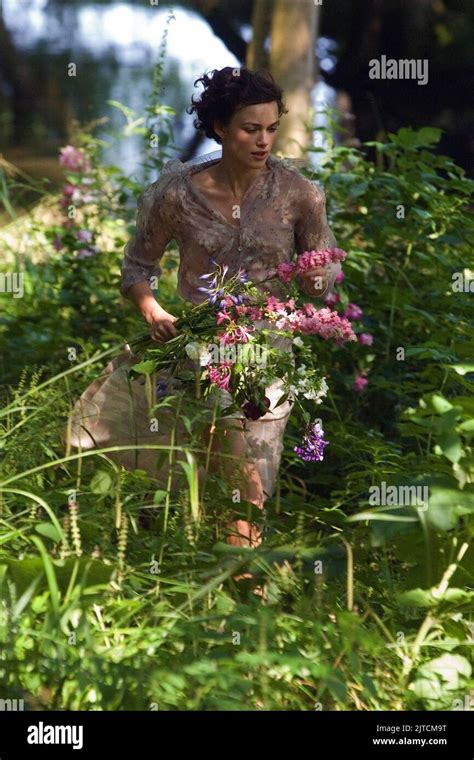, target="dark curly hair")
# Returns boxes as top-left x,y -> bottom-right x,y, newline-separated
186,66 -> 288,144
